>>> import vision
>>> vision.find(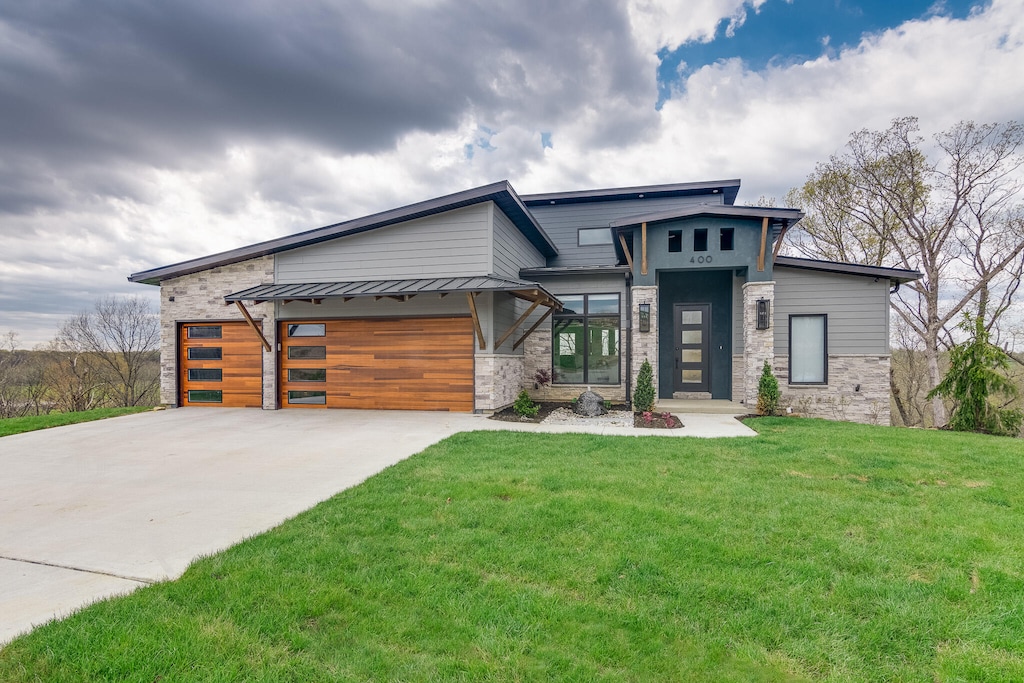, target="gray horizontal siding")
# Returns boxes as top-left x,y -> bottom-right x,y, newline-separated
276,203 -> 491,283
774,267 -> 890,355
528,195 -> 722,268
493,206 -> 545,280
